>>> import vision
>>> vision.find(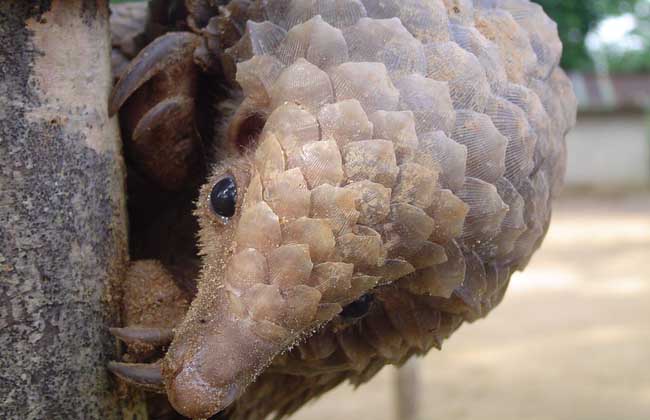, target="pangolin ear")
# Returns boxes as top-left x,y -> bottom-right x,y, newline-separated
225,100 -> 267,153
